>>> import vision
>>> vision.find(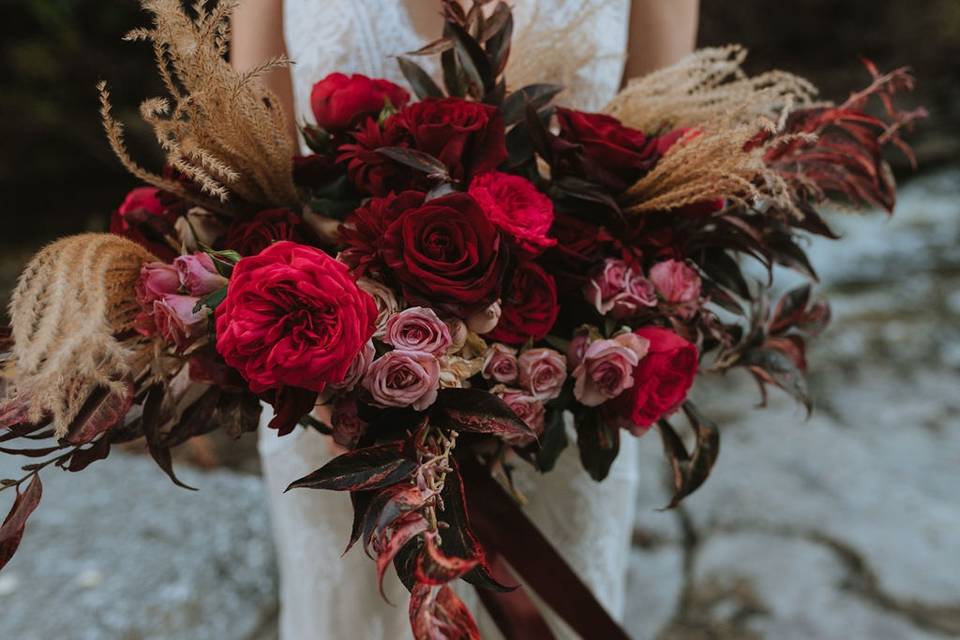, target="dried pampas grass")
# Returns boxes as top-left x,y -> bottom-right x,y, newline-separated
6,234 -> 156,437
100,0 -> 298,211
